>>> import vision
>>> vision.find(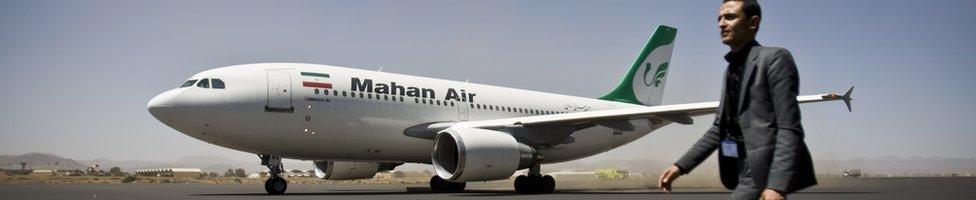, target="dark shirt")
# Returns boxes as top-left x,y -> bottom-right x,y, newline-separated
722,40 -> 759,139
